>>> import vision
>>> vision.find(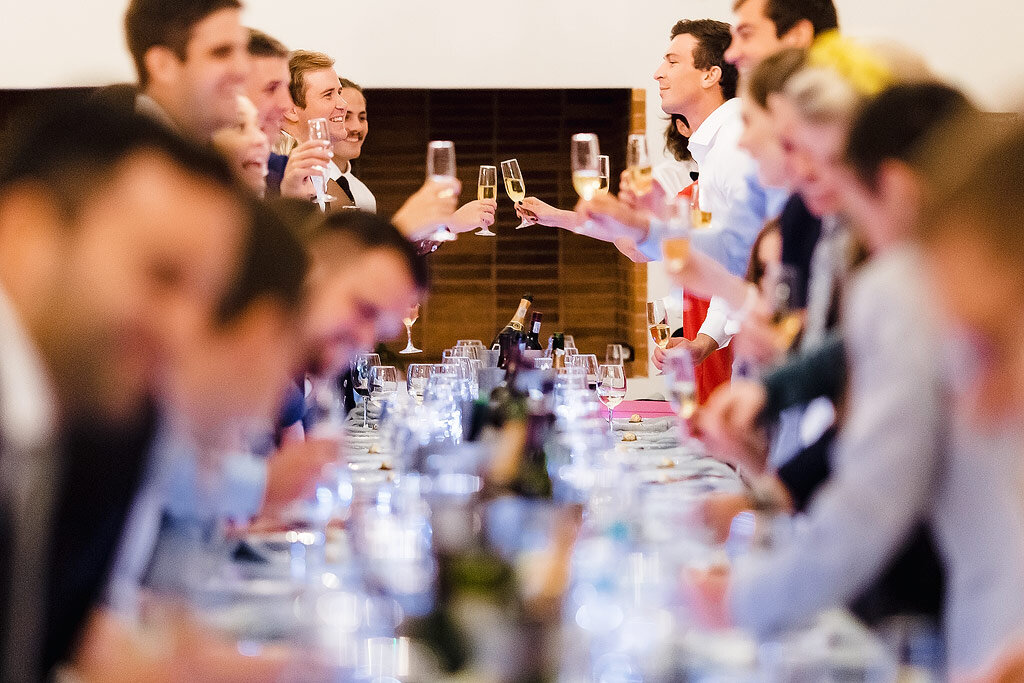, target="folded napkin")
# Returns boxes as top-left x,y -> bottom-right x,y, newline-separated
614,432 -> 681,450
